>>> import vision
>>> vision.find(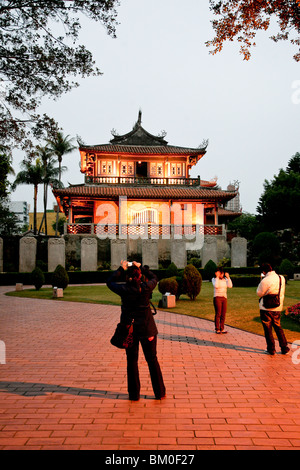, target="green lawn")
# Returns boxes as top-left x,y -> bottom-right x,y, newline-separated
6,280 -> 300,343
